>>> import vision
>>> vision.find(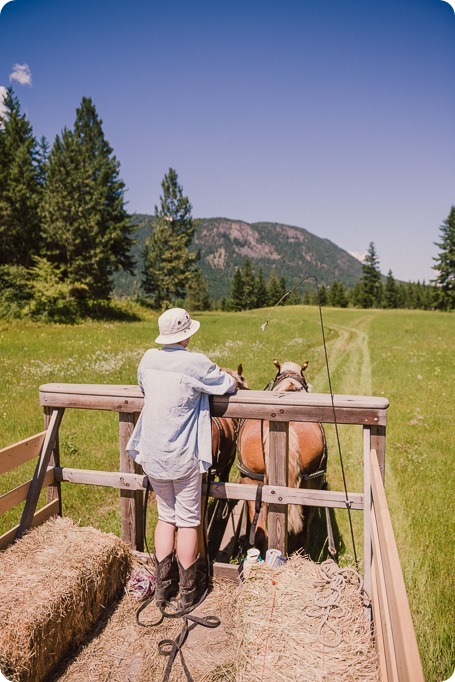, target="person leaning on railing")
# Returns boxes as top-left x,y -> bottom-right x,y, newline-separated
126,308 -> 237,611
